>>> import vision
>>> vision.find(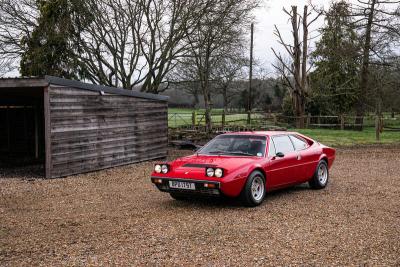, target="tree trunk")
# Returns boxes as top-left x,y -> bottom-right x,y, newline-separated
193,91 -> 200,108
356,0 -> 376,130
295,95 -> 305,128
204,89 -> 212,134
291,6 -> 306,129
340,114 -> 345,130
375,100 -> 382,141
247,23 -> 254,125
222,86 -> 228,128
